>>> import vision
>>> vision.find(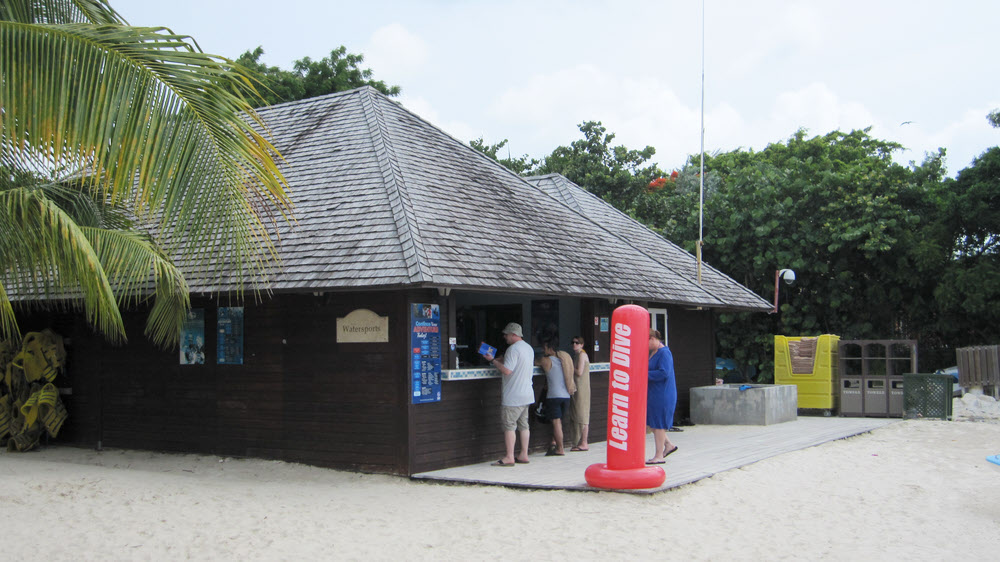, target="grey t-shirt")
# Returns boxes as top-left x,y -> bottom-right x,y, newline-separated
501,339 -> 535,406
